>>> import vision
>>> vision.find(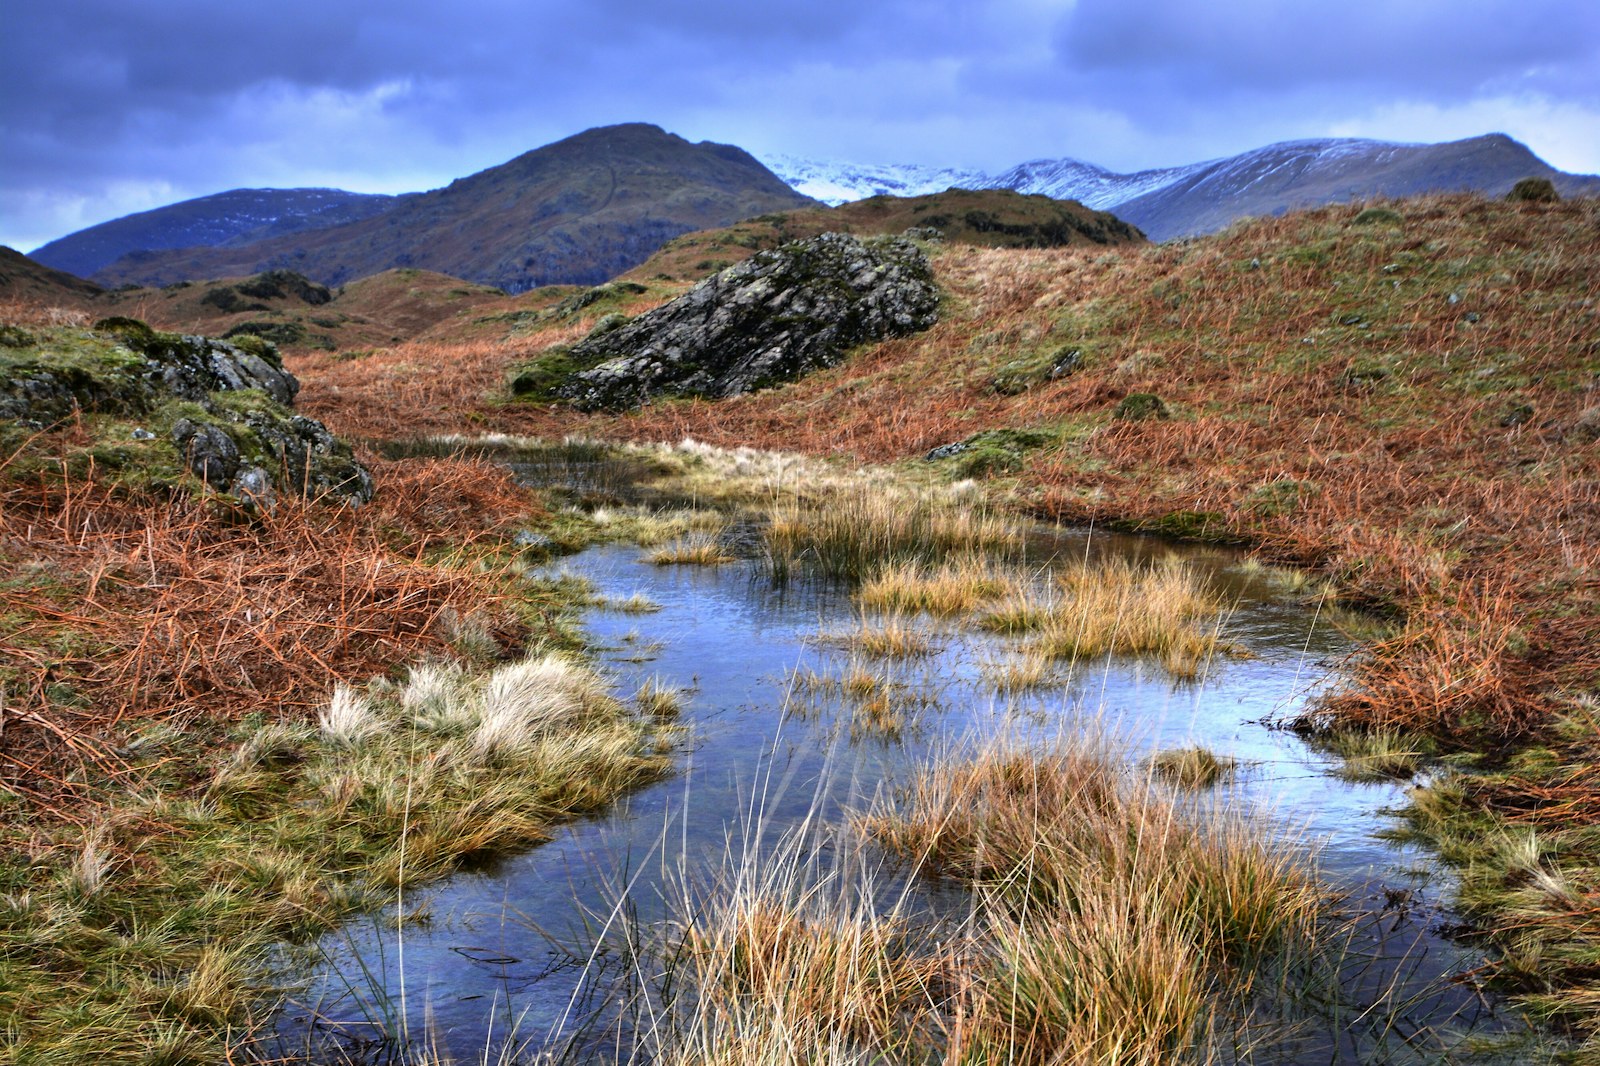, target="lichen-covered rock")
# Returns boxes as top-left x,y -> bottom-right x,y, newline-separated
1,318 -> 370,506
557,232 -> 939,411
